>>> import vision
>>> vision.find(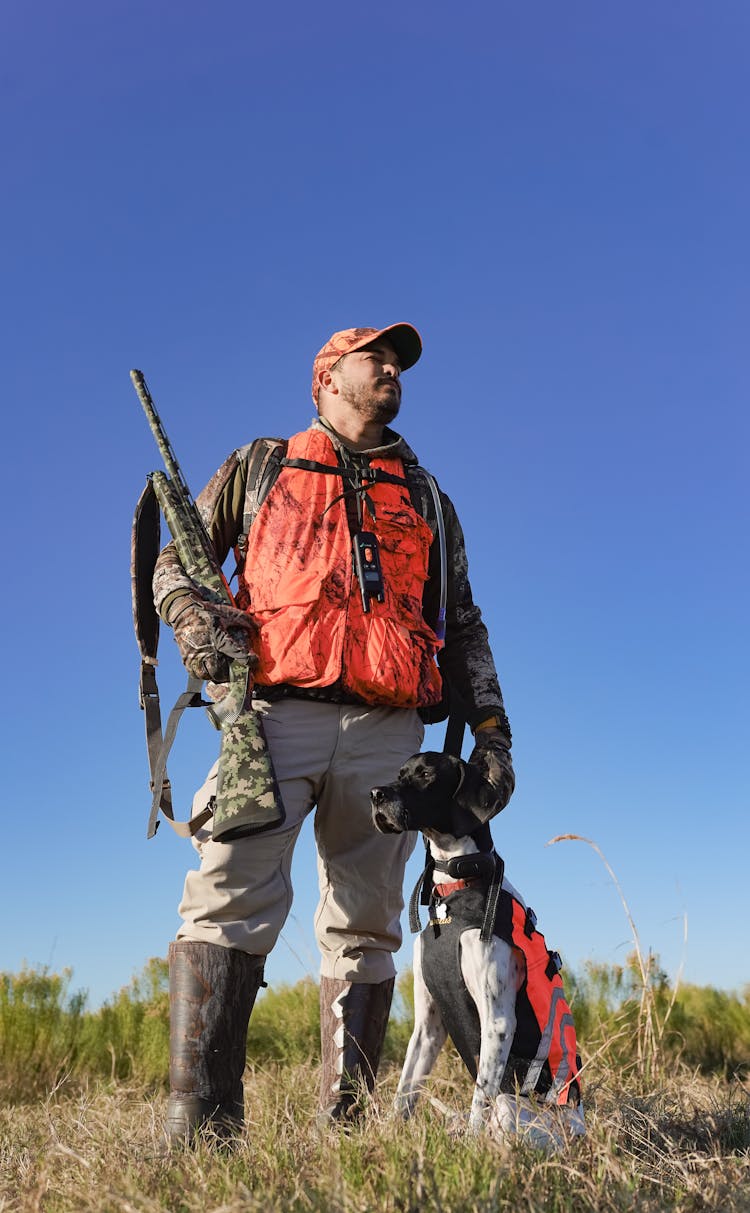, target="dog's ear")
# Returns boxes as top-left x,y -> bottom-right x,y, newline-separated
454,761 -> 505,825
430,755 -> 481,836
